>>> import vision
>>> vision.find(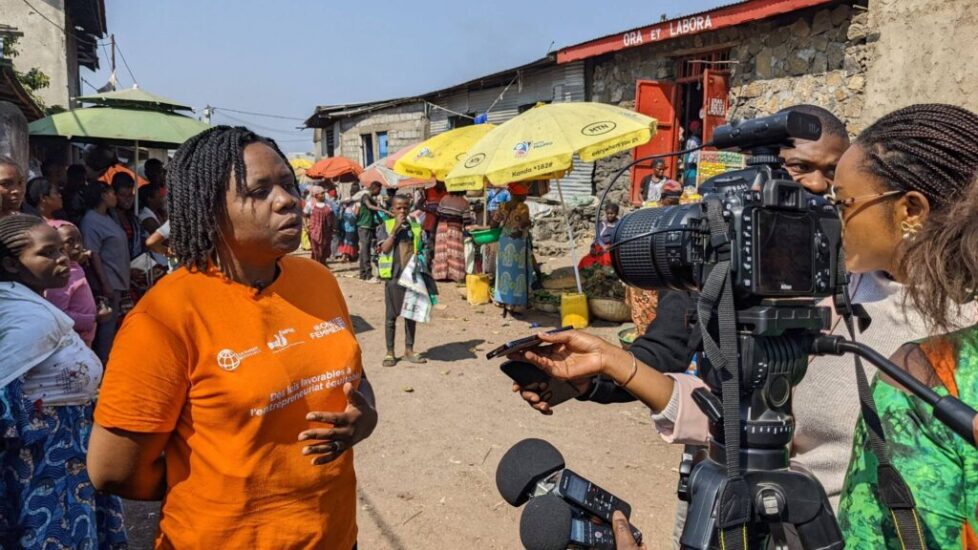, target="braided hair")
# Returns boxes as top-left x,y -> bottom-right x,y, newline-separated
856,104 -> 978,206
0,214 -> 45,281
857,104 -> 978,329
166,125 -> 292,273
